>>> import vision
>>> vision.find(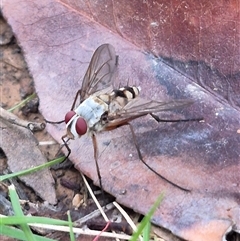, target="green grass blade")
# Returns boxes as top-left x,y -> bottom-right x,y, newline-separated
0,216 -> 71,226
143,219 -> 151,241
0,156 -> 65,181
8,184 -> 36,241
0,225 -> 56,241
130,194 -> 164,241
8,93 -> 37,112
67,211 -> 75,241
